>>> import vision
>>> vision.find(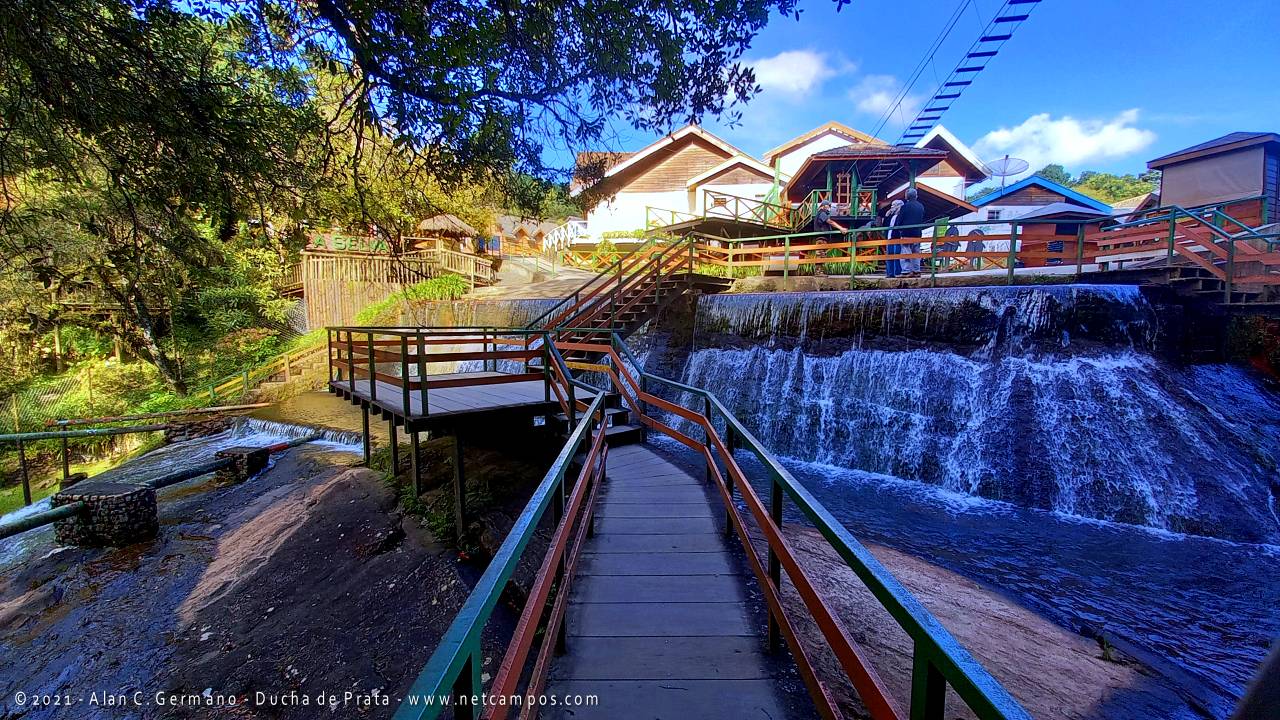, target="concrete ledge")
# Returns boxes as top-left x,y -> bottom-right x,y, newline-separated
52,481 -> 158,547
